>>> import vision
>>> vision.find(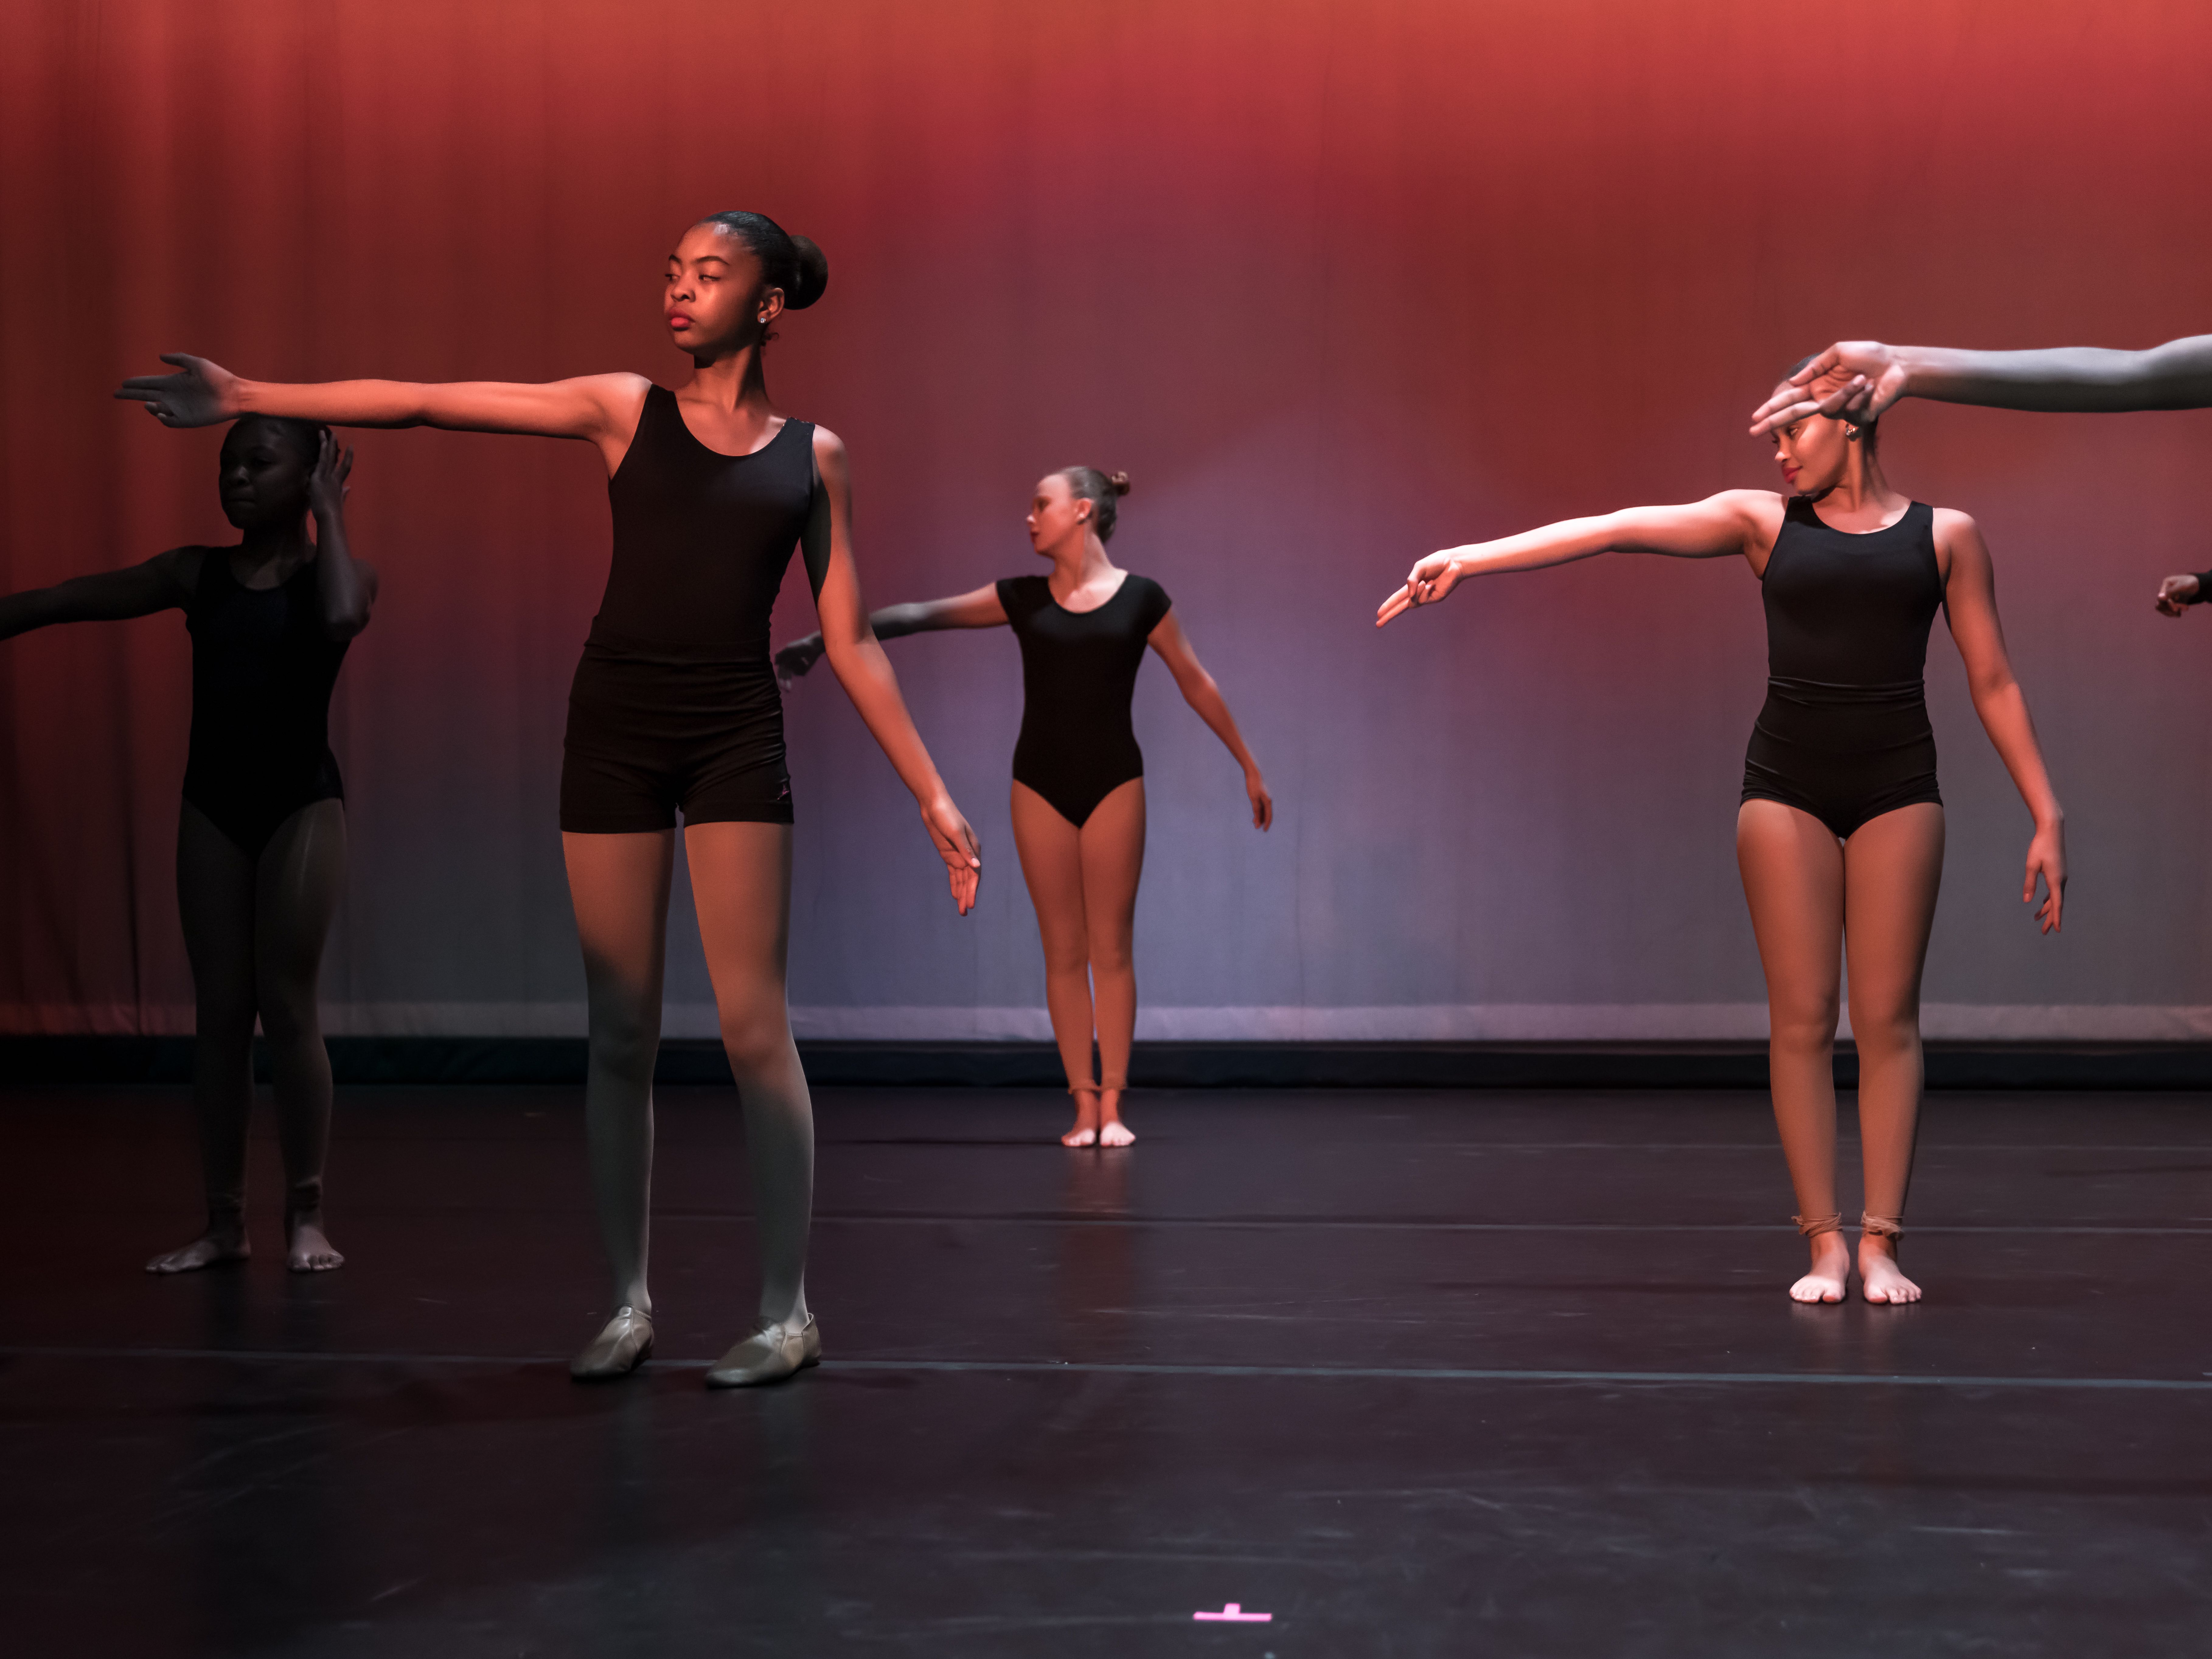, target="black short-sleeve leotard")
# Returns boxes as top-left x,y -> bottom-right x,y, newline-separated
561,384 -> 820,832
995,572 -> 1172,826
183,549 -> 350,857
1741,497 -> 1946,838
